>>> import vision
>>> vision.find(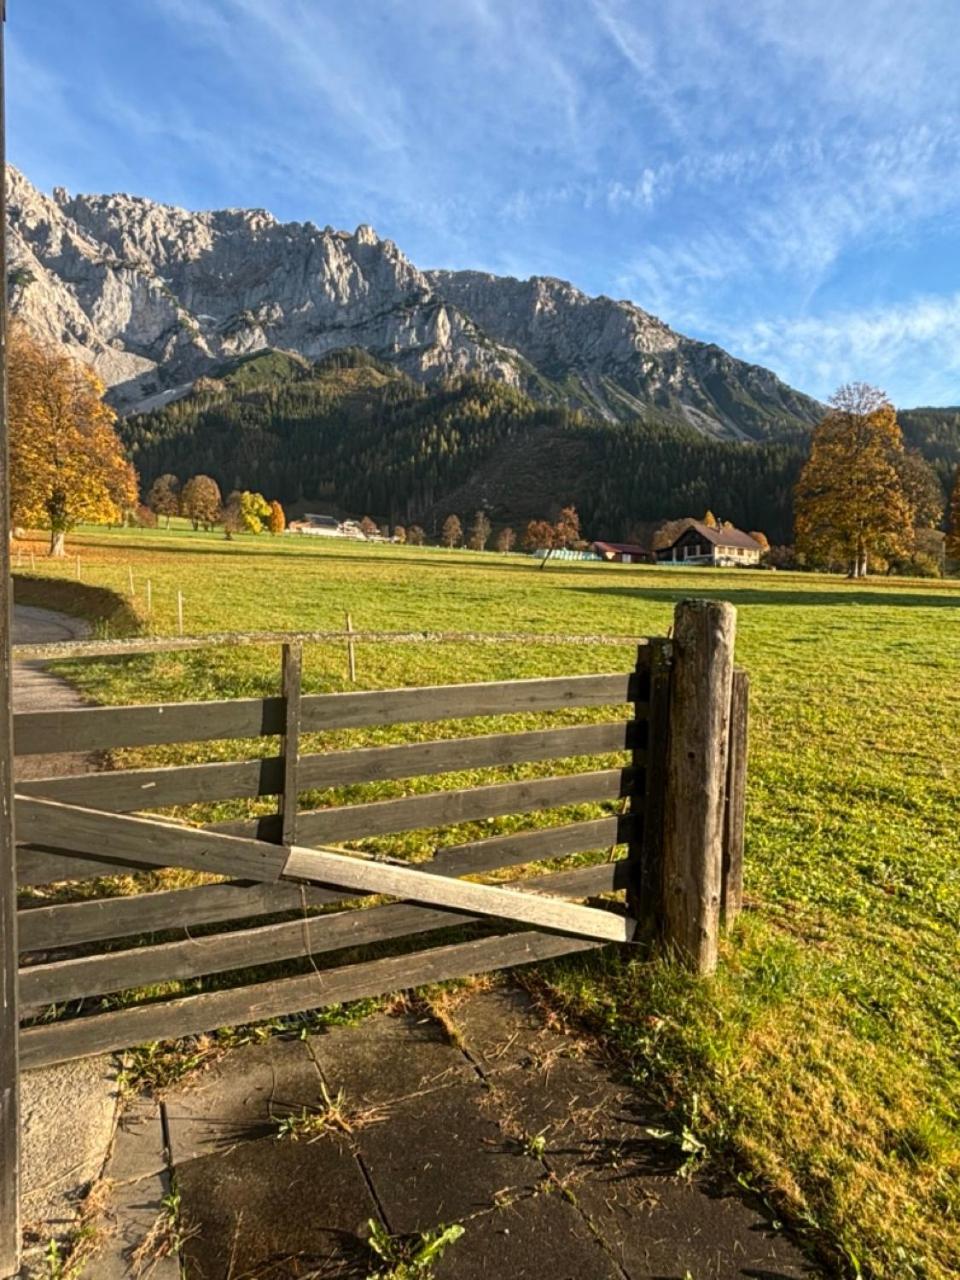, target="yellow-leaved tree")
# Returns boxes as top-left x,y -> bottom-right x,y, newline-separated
9,323 -> 137,555
794,383 -> 913,578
